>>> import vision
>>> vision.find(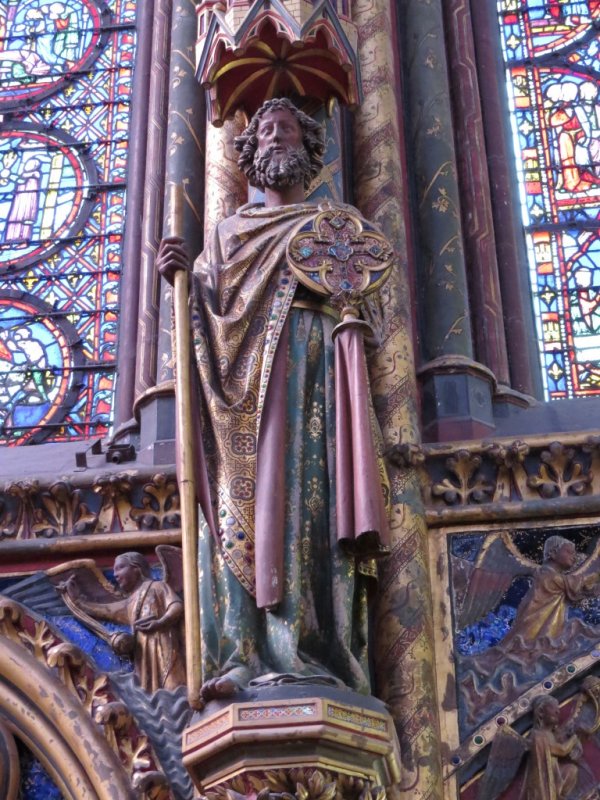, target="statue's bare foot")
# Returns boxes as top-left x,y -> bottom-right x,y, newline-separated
200,676 -> 240,702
